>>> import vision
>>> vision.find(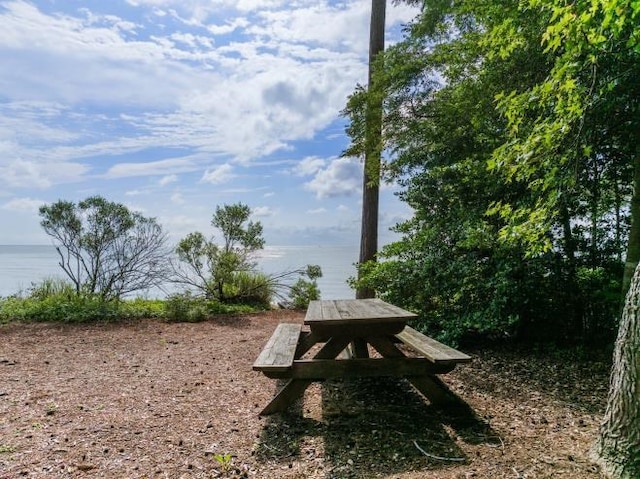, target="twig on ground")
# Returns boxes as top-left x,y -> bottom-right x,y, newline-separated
412,440 -> 465,462
486,435 -> 505,451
